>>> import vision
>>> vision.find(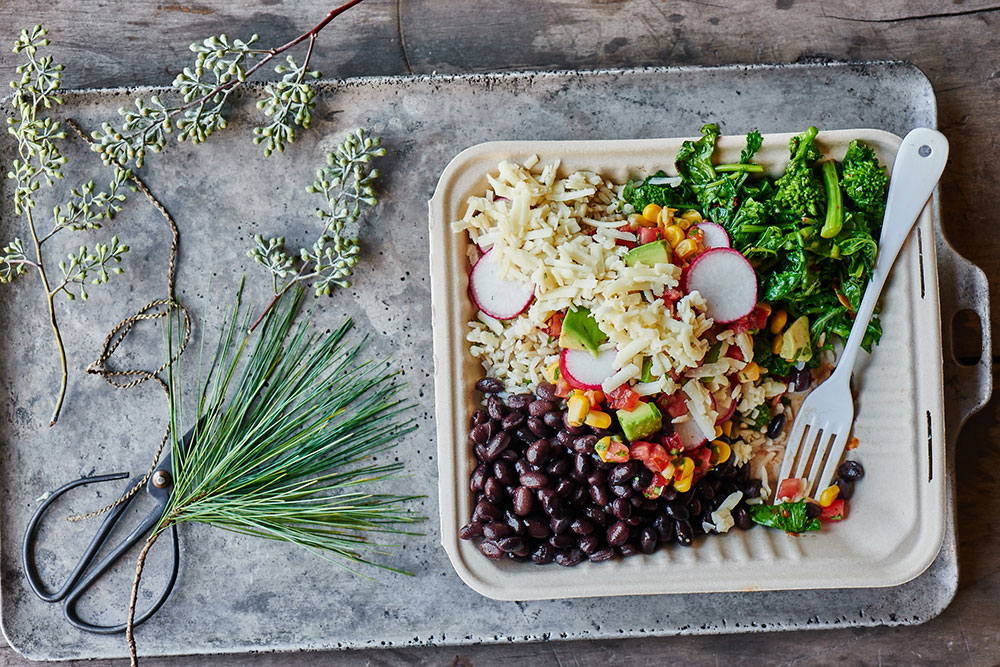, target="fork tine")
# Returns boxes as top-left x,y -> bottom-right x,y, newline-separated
777,417 -> 808,487
817,430 -> 850,491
